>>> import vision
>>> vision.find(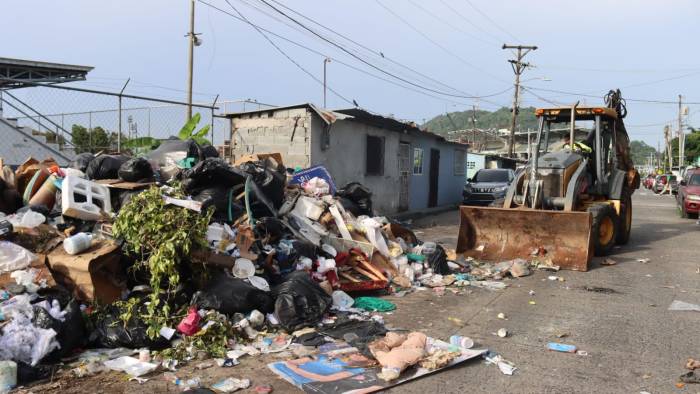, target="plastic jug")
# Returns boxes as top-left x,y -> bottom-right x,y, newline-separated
63,233 -> 94,255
